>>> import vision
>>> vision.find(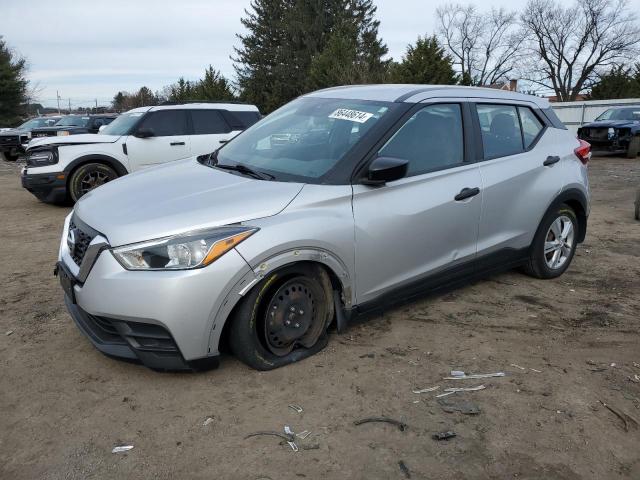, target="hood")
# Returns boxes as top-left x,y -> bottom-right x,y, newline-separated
0,128 -> 22,136
582,119 -> 640,129
74,158 -> 304,246
27,133 -> 121,149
